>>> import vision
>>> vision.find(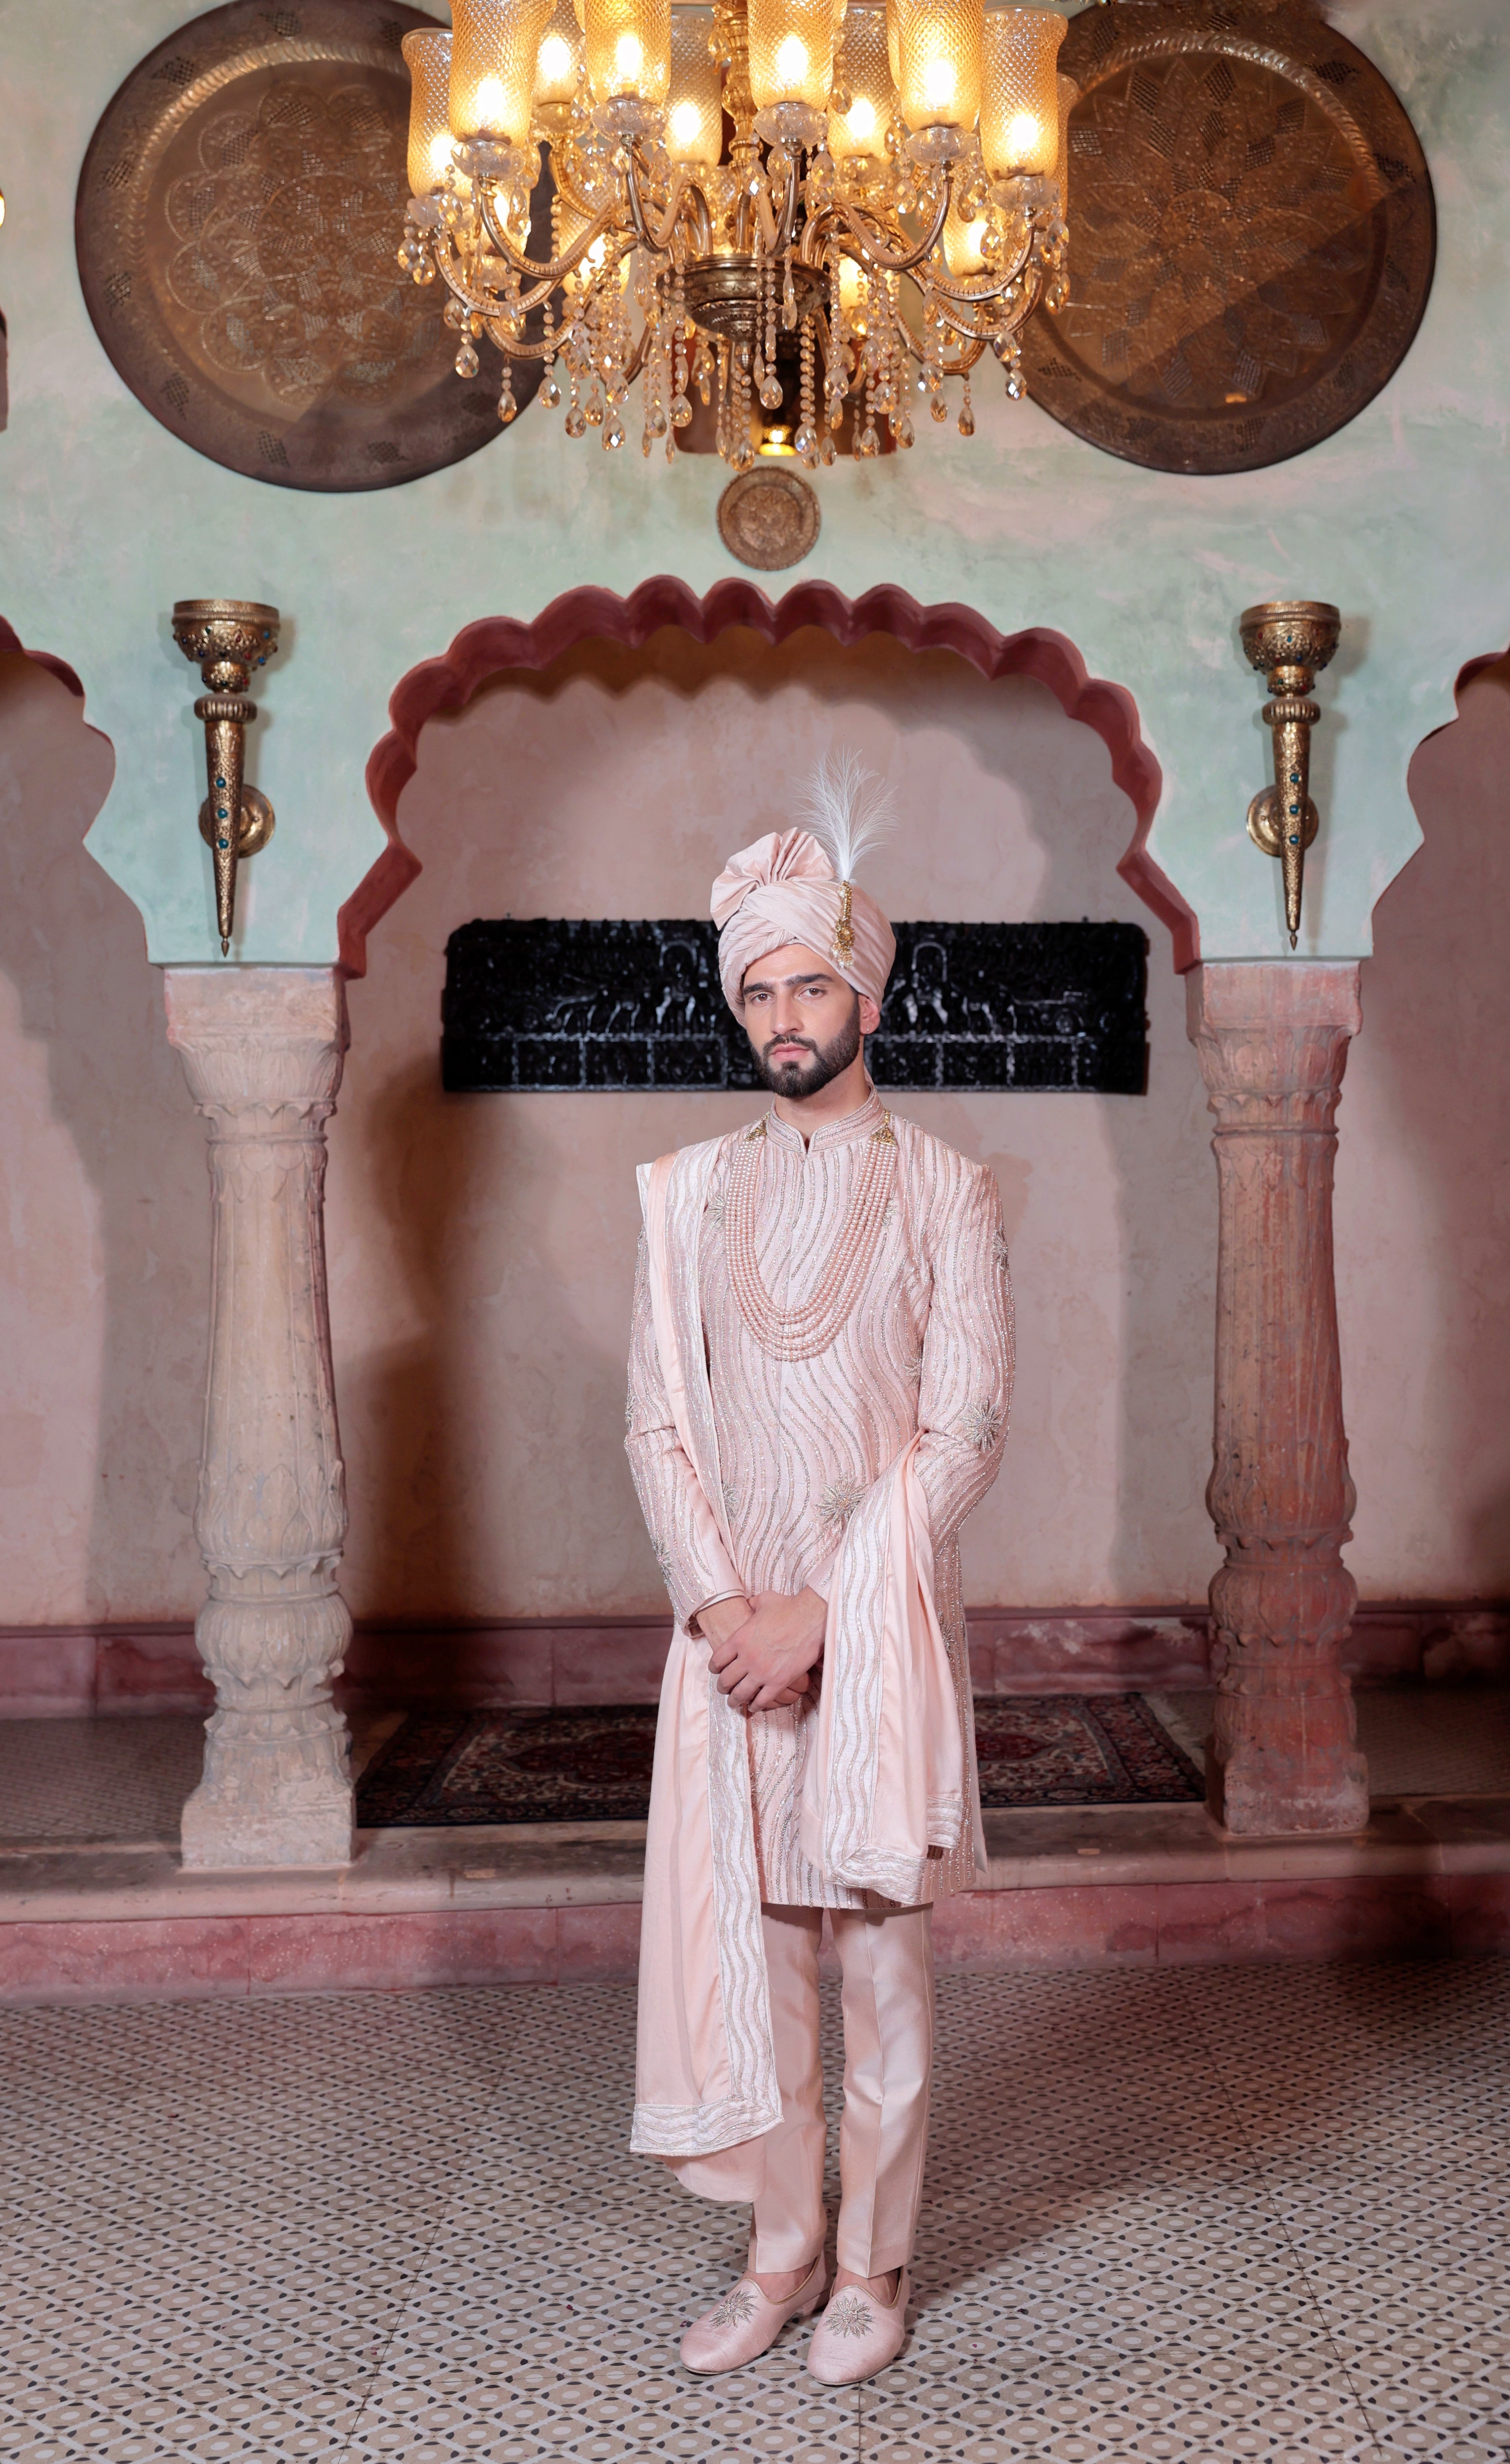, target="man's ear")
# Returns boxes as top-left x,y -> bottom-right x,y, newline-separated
859,993 -> 882,1037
